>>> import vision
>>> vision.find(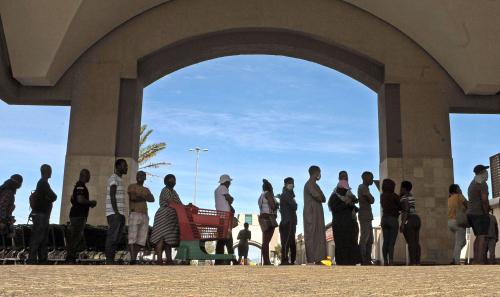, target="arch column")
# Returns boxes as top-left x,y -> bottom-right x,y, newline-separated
60,62 -> 143,226
378,82 -> 454,264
